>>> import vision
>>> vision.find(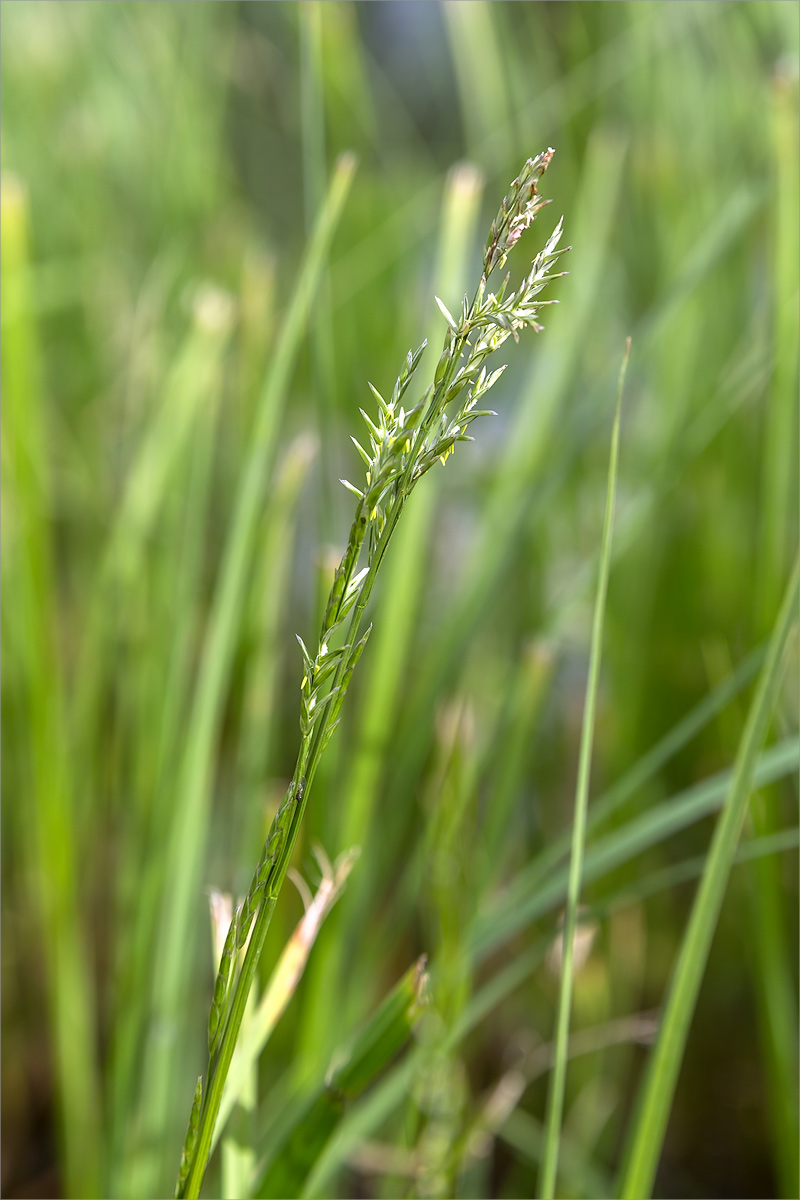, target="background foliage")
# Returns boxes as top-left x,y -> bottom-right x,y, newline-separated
2,3 -> 798,1198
